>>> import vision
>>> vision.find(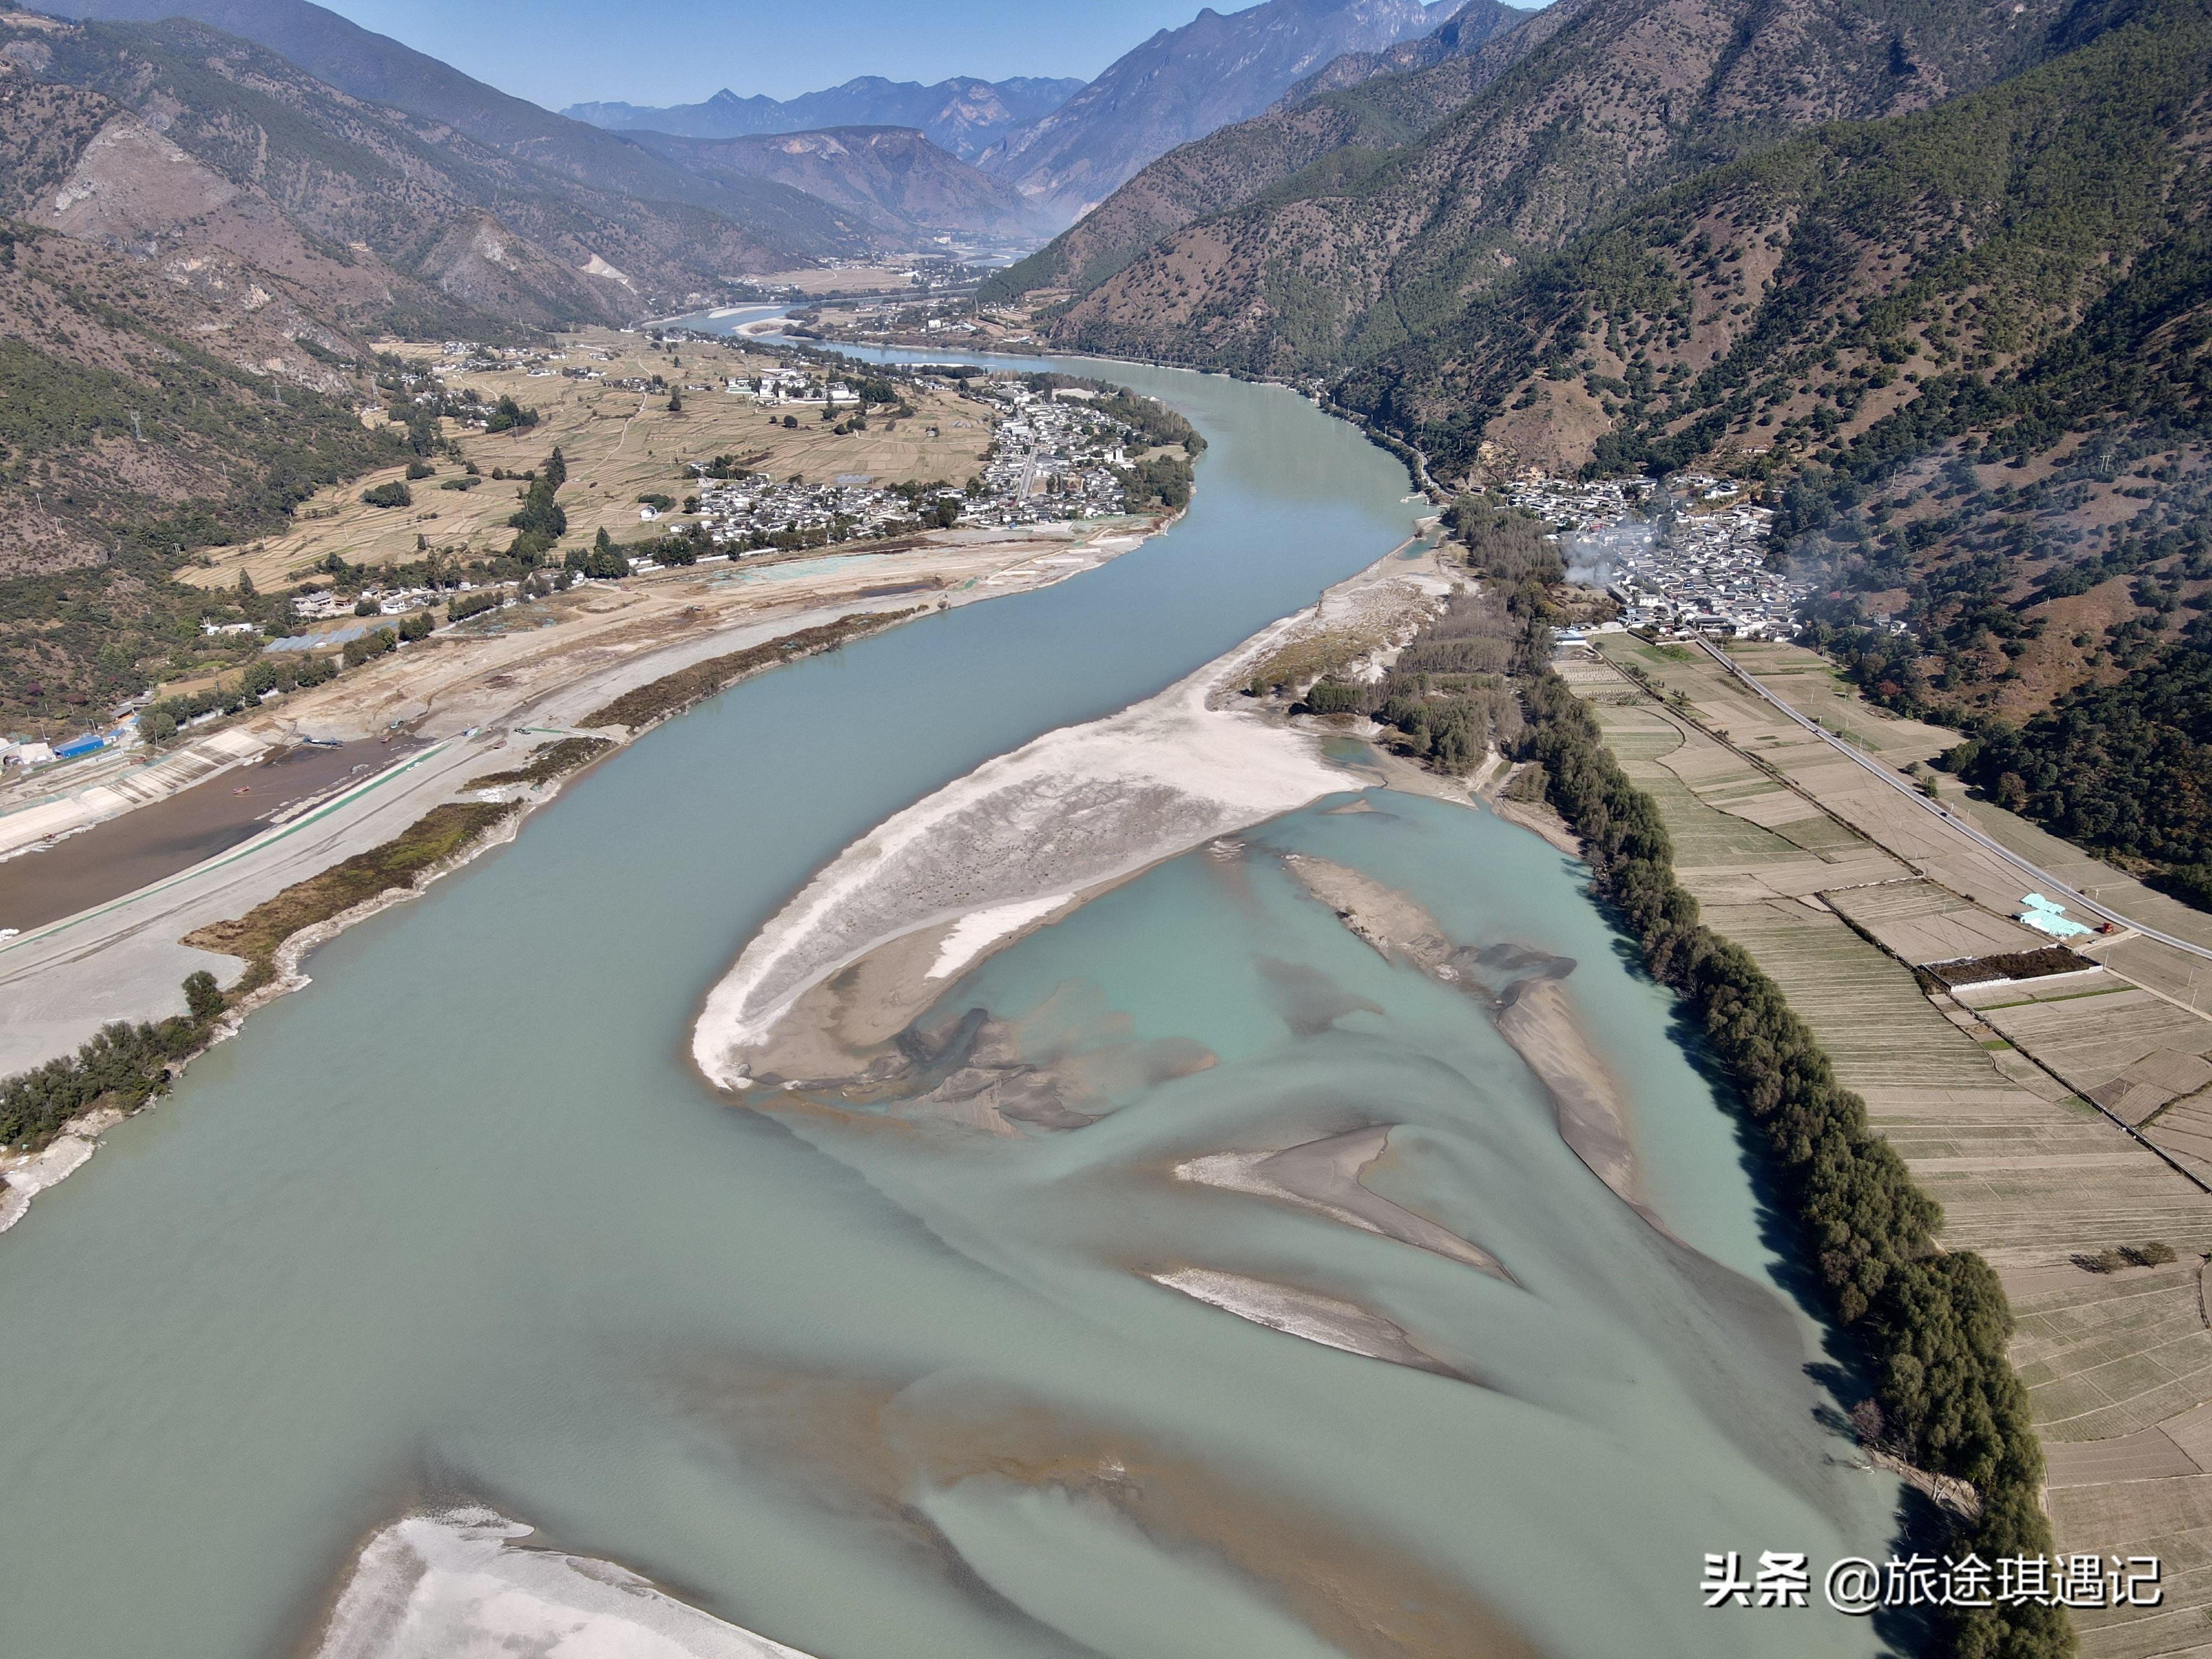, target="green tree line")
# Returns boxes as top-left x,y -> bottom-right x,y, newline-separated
1515,672 -> 2065,1656
1,973 -> 226,1152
